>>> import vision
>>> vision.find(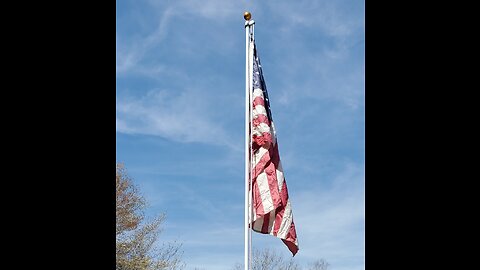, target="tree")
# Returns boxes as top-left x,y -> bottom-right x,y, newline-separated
232,249 -> 329,270
116,163 -> 184,270
307,259 -> 329,270
233,249 -> 301,270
